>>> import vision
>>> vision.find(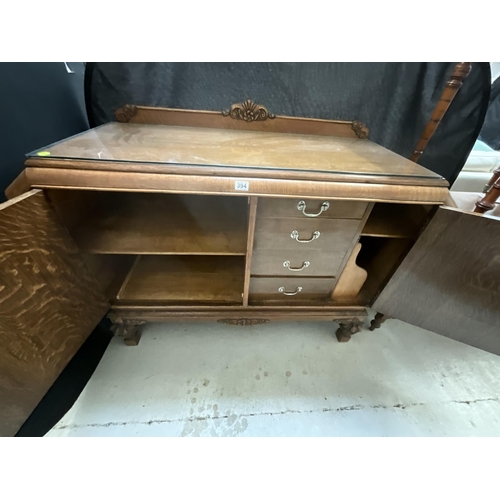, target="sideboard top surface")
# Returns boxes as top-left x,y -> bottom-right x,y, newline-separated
27,122 -> 445,184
